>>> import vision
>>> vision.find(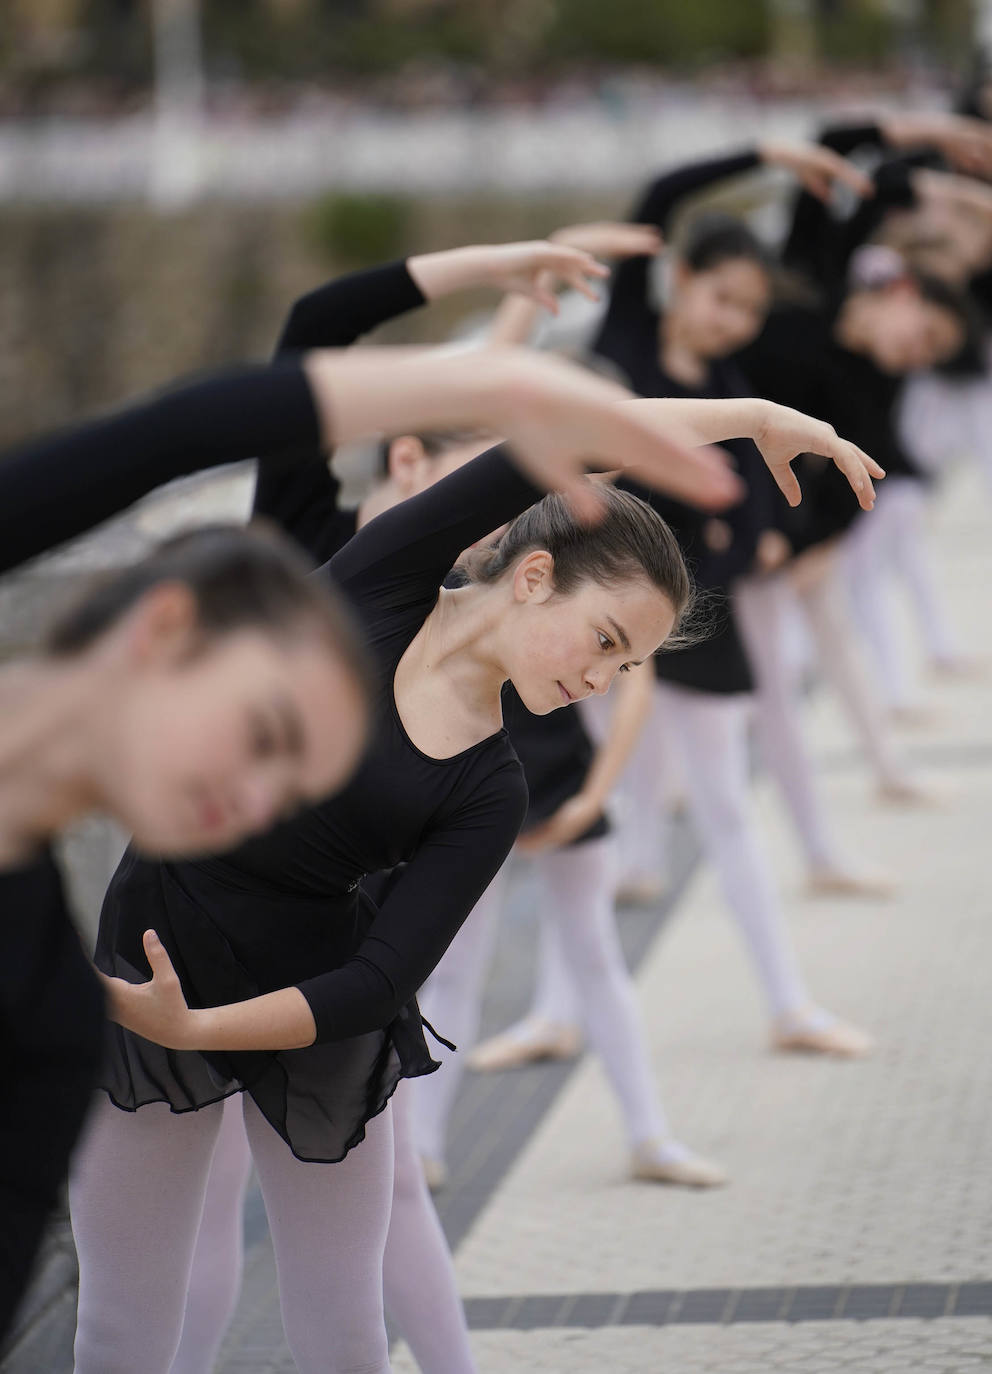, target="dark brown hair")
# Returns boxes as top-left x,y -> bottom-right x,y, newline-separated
460,485 -> 692,640
44,521 -> 376,699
